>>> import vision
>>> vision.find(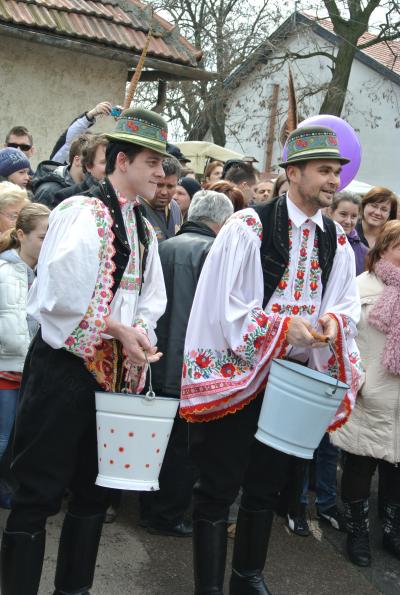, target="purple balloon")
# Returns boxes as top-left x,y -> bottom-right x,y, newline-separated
282,115 -> 361,191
